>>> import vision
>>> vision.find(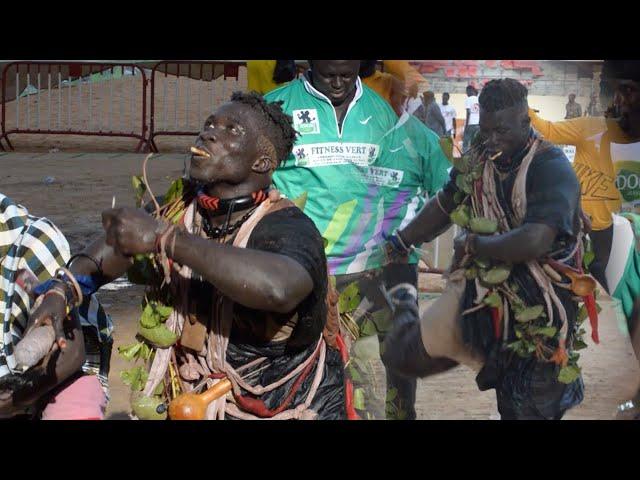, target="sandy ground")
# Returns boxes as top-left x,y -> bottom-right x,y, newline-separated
1,151 -> 639,420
